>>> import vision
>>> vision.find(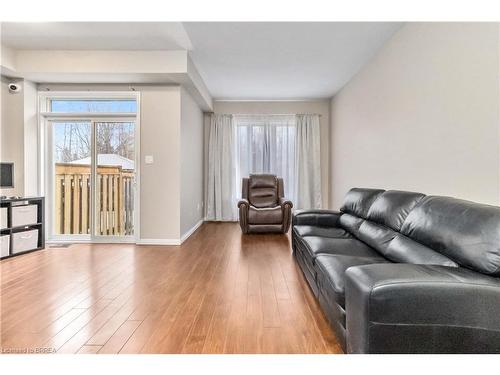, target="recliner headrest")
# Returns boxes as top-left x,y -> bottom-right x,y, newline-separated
249,174 -> 277,189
